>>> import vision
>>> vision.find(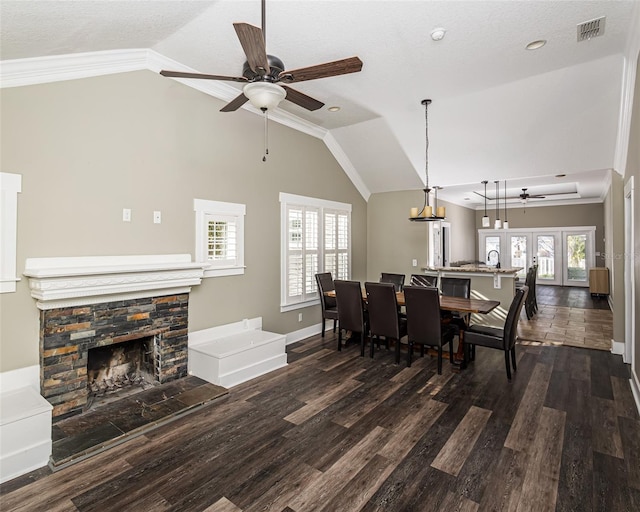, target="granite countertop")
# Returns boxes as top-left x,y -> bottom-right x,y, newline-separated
422,265 -> 523,274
